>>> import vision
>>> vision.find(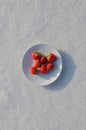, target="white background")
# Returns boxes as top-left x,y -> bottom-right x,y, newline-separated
0,0 -> 86,130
